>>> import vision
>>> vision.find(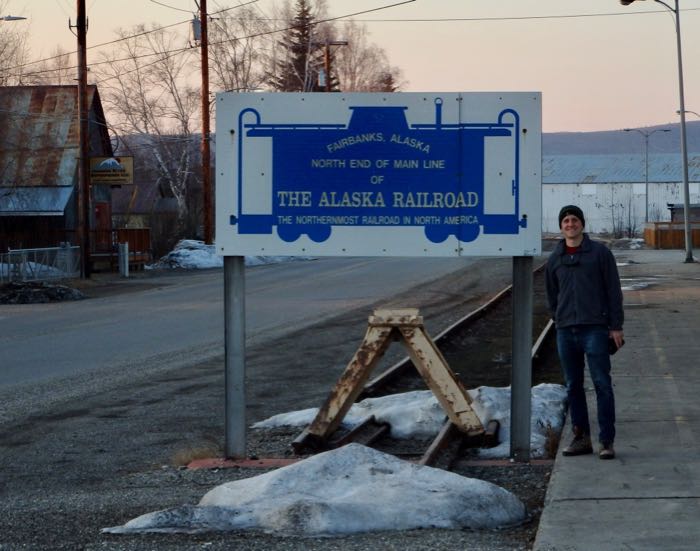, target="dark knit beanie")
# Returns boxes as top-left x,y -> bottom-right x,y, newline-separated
558,205 -> 585,228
